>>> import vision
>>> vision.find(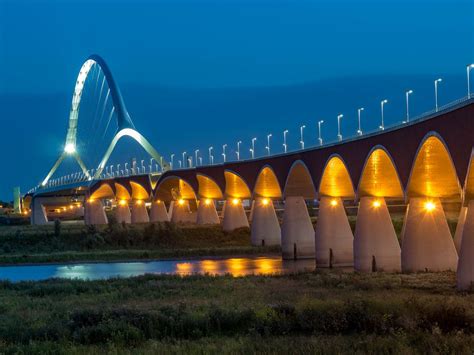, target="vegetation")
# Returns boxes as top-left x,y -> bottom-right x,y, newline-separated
0,271 -> 473,353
